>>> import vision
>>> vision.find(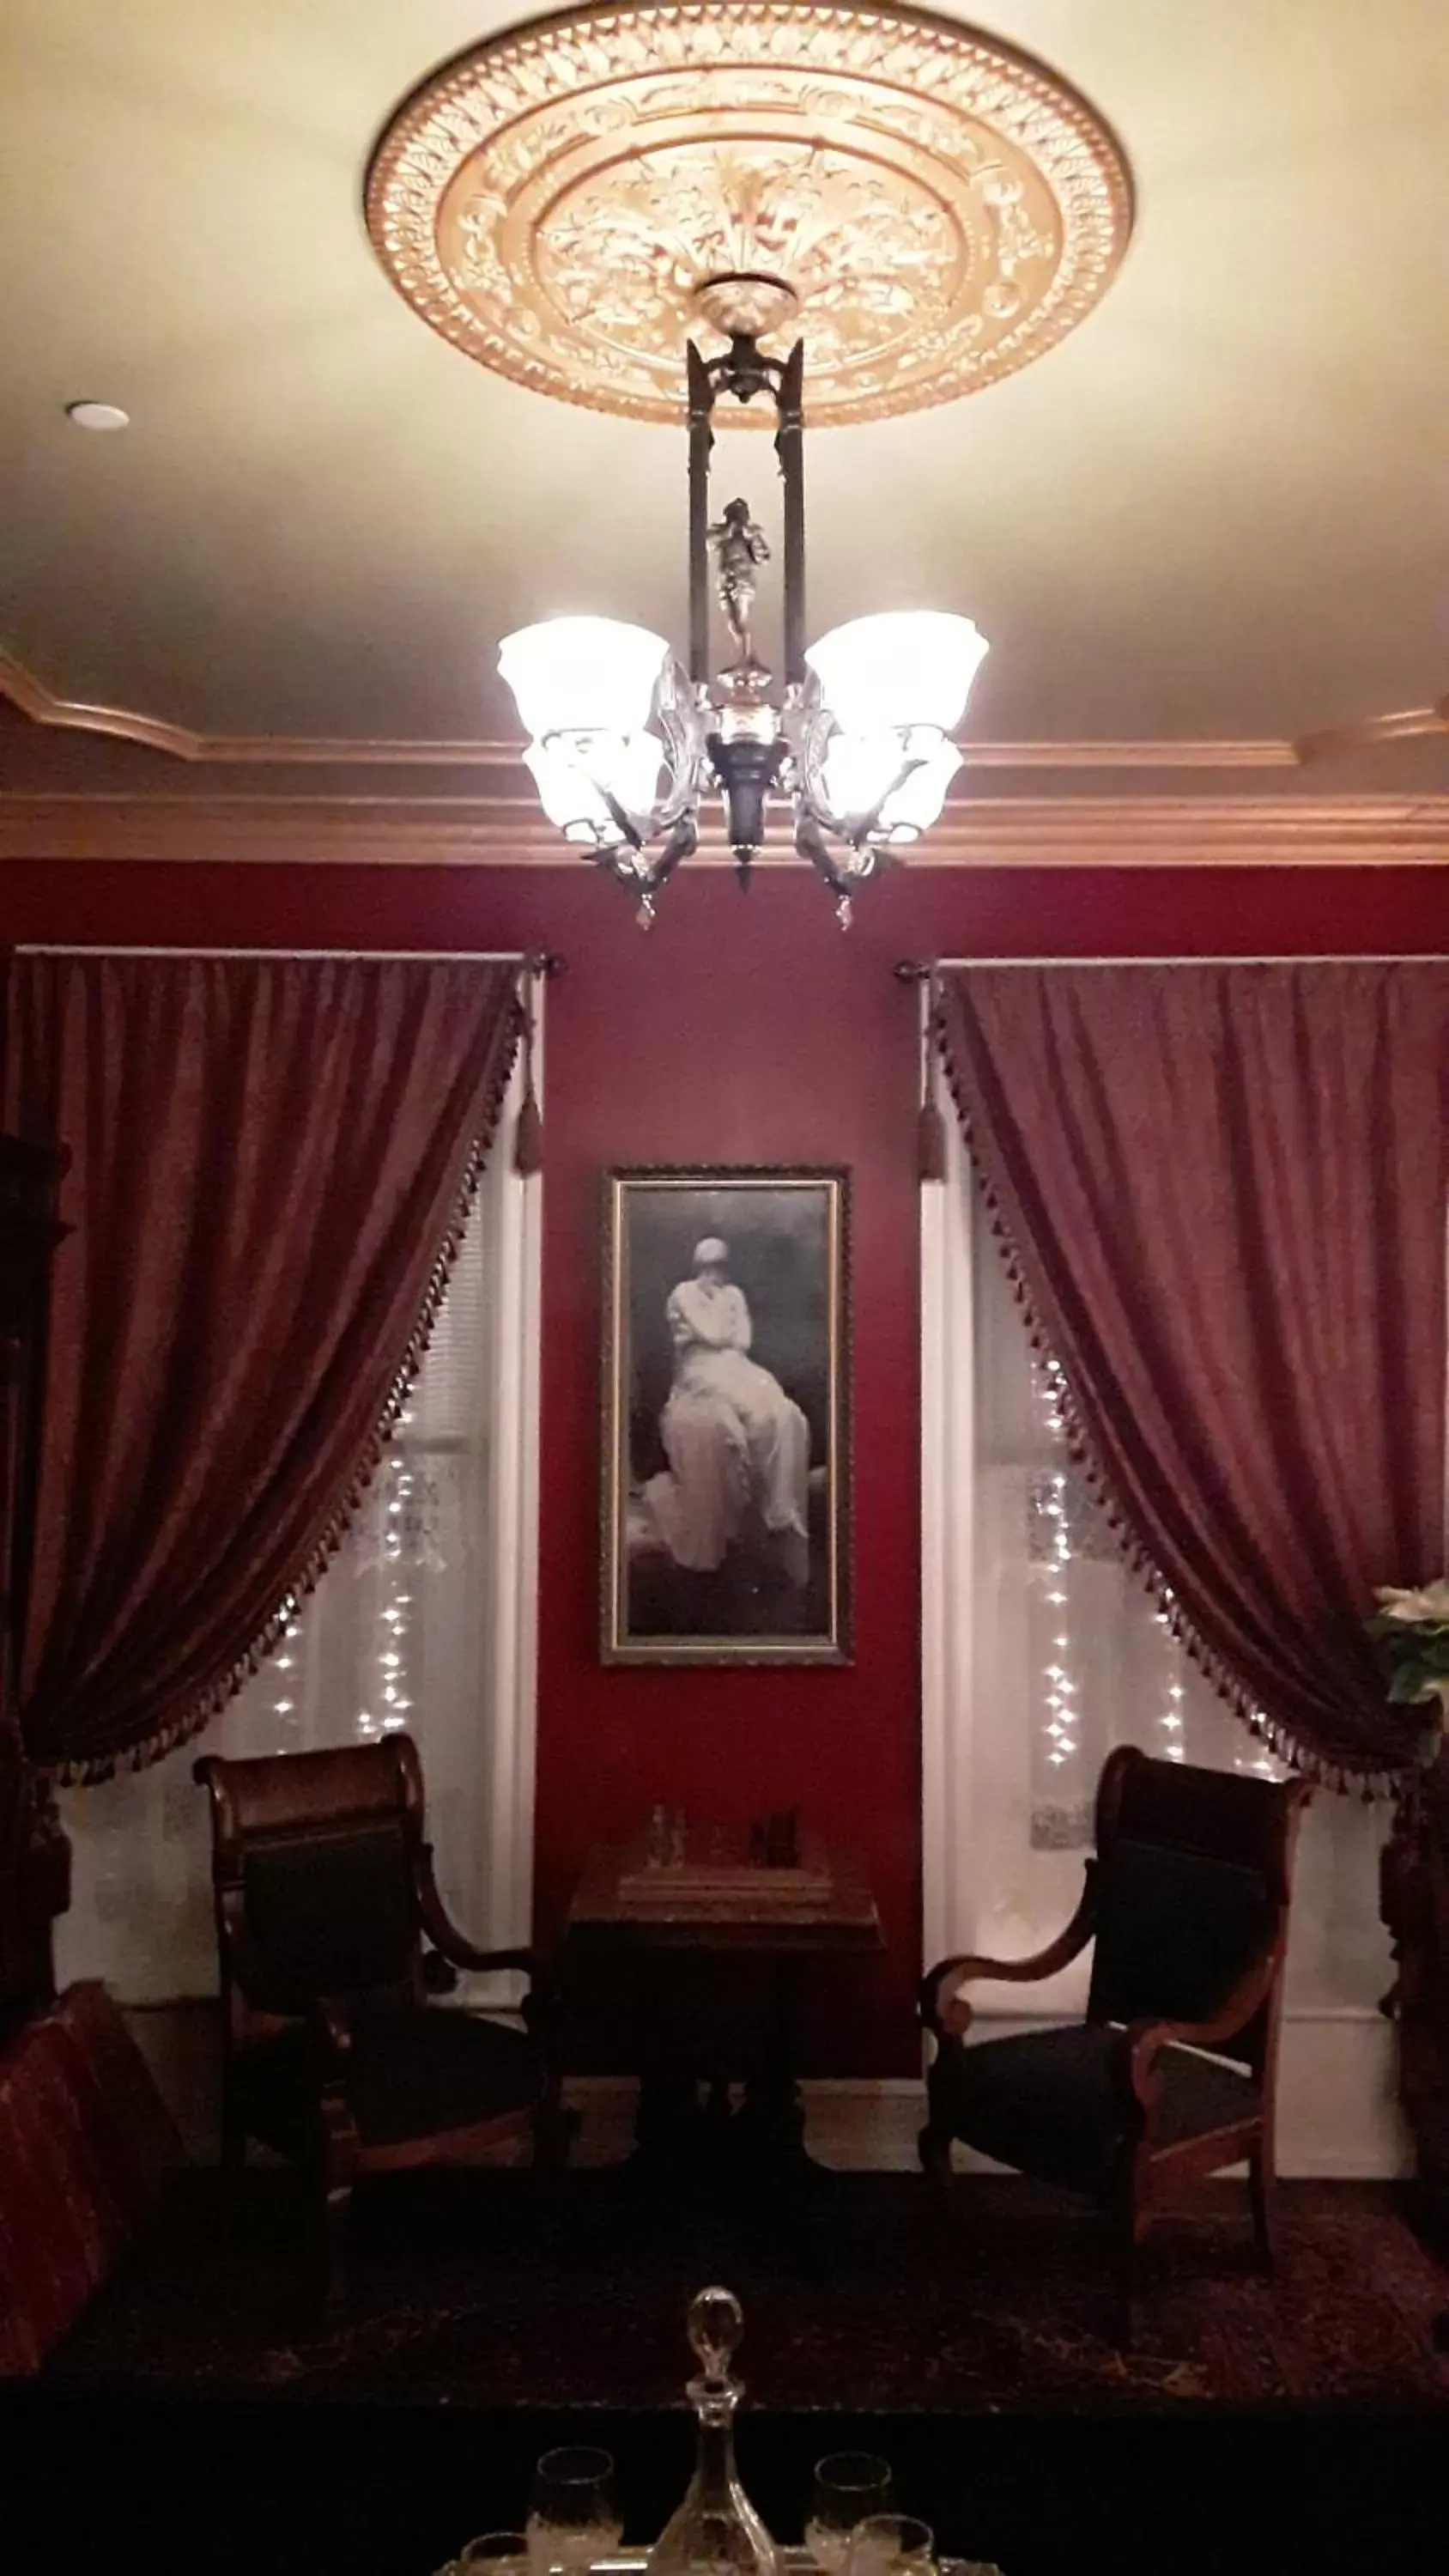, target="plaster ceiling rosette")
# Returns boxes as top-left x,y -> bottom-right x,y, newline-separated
365,1 -> 1134,428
